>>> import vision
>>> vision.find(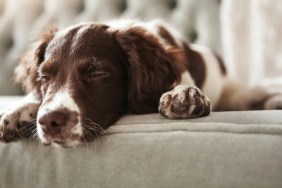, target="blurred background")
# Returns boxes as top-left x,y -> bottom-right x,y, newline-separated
0,0 -> 281,95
